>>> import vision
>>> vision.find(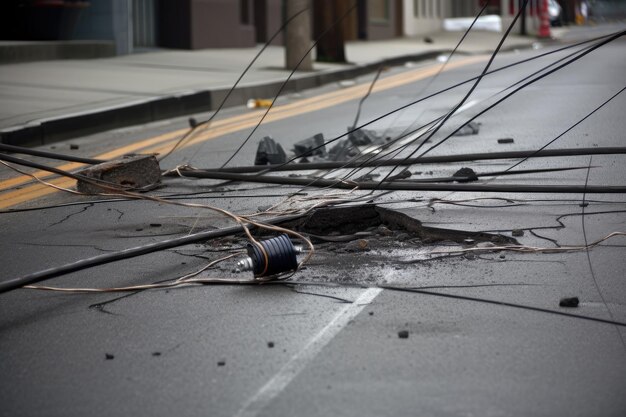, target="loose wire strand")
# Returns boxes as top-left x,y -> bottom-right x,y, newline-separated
377,0 -> 531,185
252,29 -> 623,182
25,253 -> 243,293
157,6 -> 310,162
218,2 -> 359,169
428,231 -> 626,255
0,158 -> 315,282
